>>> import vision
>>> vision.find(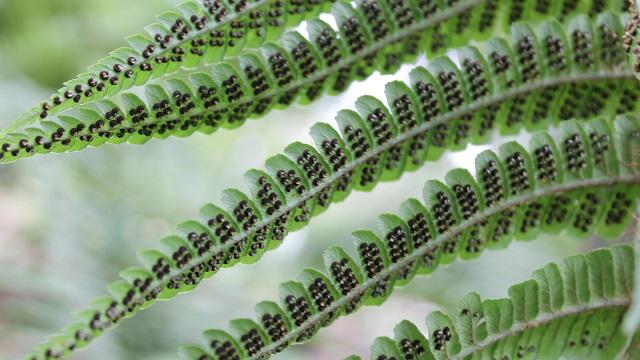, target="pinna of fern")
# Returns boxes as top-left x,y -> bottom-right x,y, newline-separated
349,244 -> 635,360
176,114 -> 640,359
0,0 -> 630,164
0,0 -> 334,137
24,12 -> 640,358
